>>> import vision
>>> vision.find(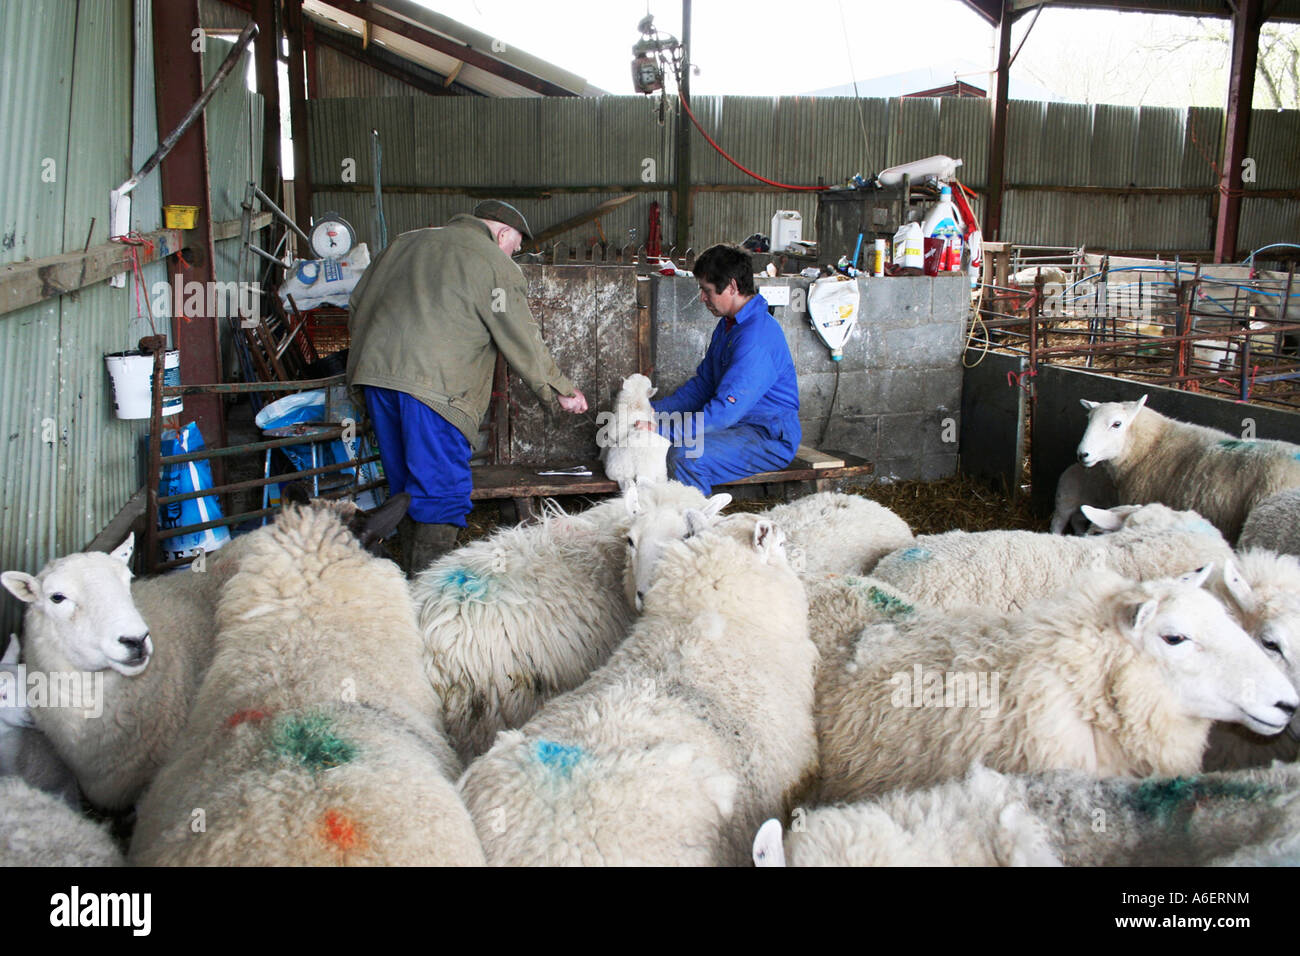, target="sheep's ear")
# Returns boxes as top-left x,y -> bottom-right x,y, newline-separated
1221,558 -> 1253,607
1133,394 -> 1148,411
2,635 -> 20,665
1082,505 -> 1122,532
1080,399 -> 1100,410
1177,563 -> 1214,590
355,493 -> 410,550
702,493 -> 732,519
683,509 -> 709,538
752,819 -> 786,867
646,385 -> 657,398
109,533 -> 134,565
1128,598 -> 1159,635
1,572 -> 42,605
623,481 -> 641,517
